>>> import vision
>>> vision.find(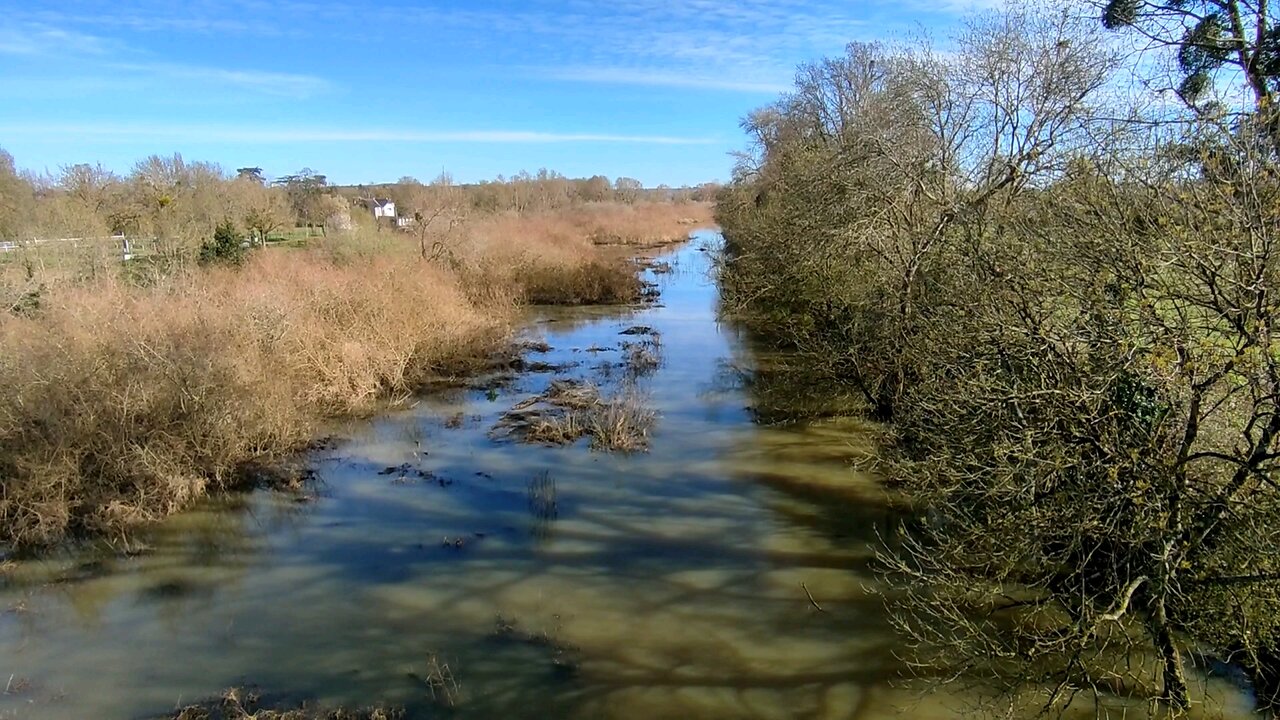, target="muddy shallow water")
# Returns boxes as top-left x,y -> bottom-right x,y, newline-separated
0,233 -> 1262,719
